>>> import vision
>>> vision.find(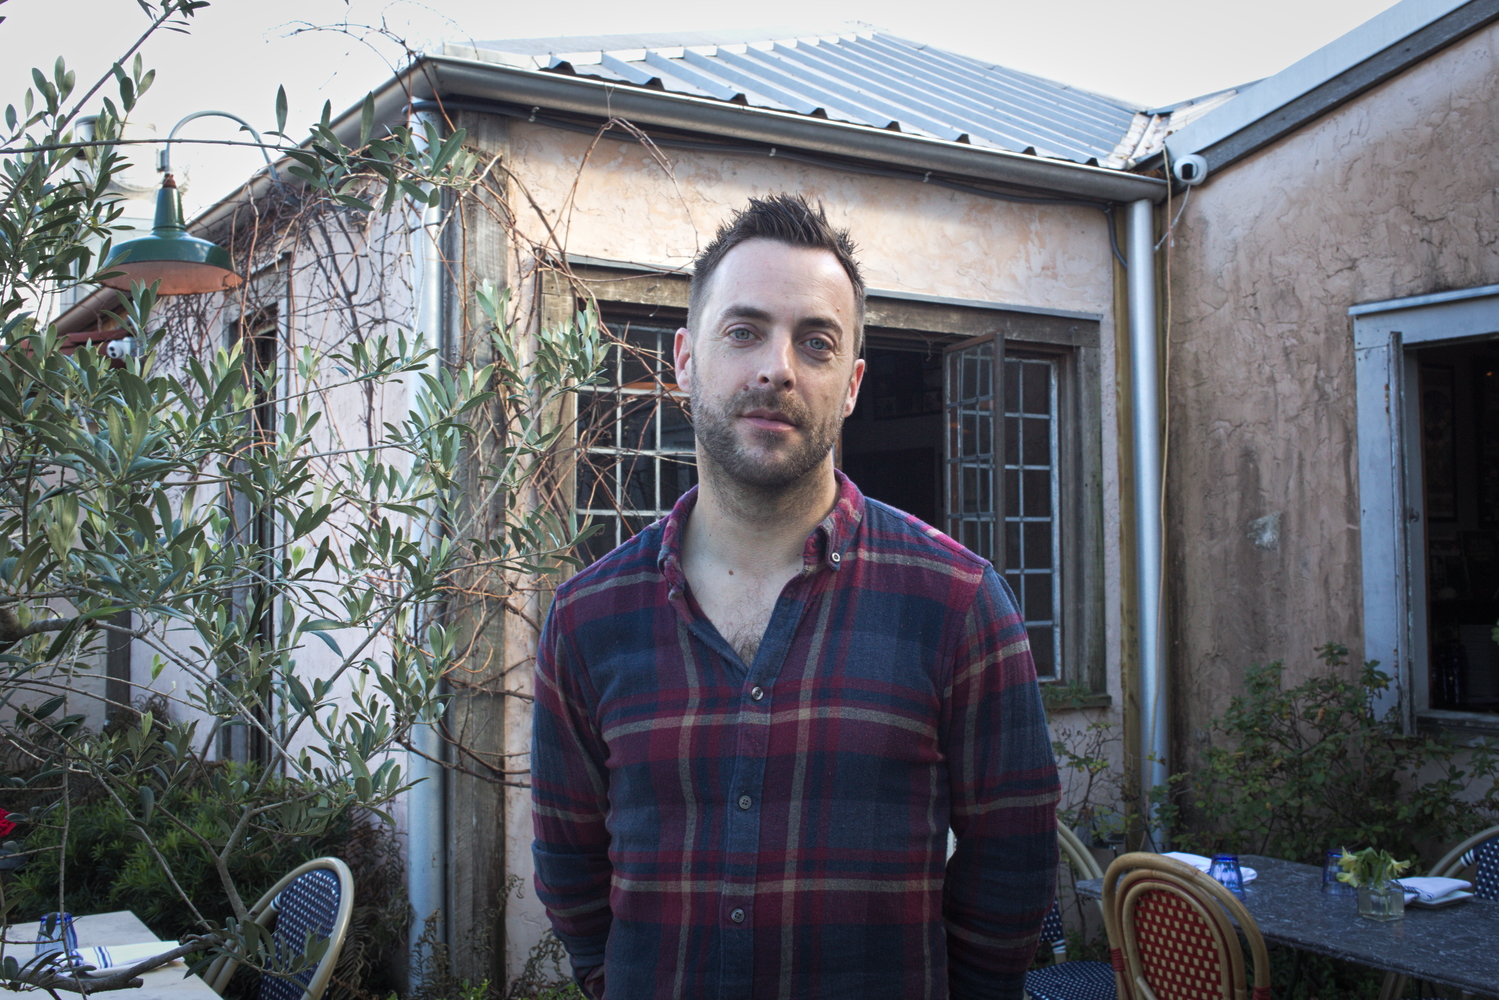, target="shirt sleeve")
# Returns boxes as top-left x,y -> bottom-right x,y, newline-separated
531,598 -> 614,996
942,566 -> 1060,1000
